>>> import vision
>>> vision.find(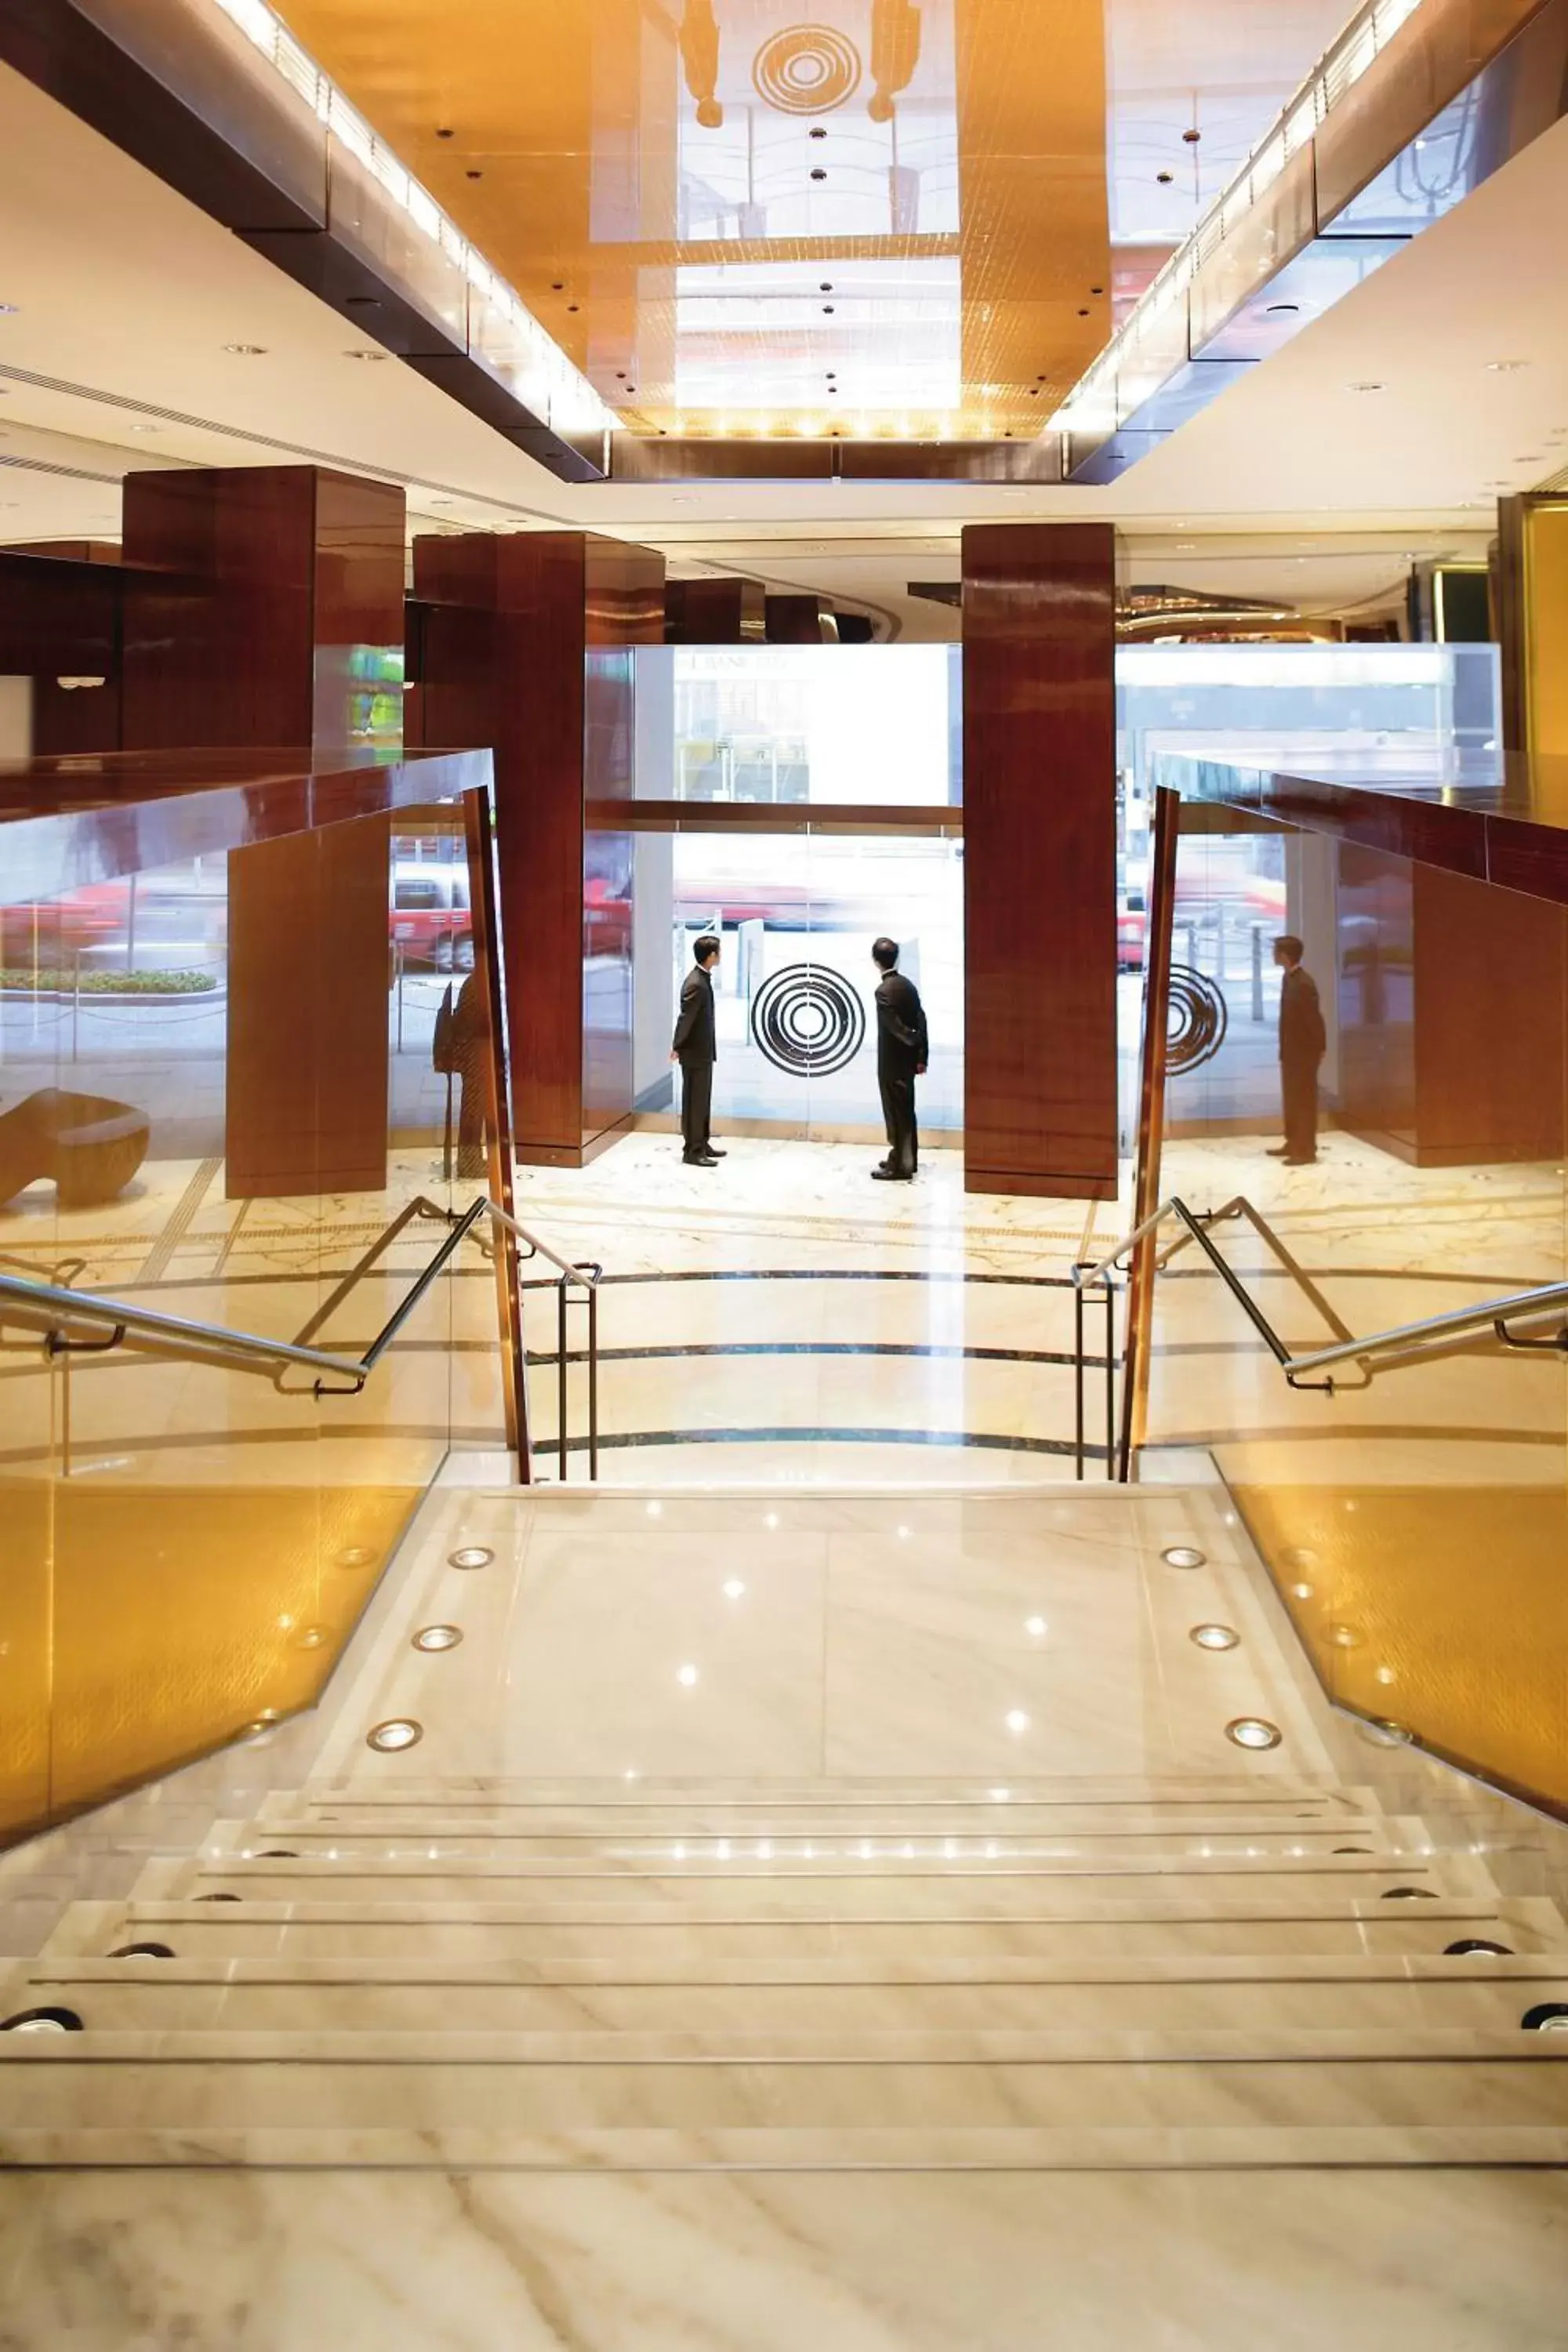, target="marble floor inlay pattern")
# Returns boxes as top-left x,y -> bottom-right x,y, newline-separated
2,1482 -> 1566,2346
